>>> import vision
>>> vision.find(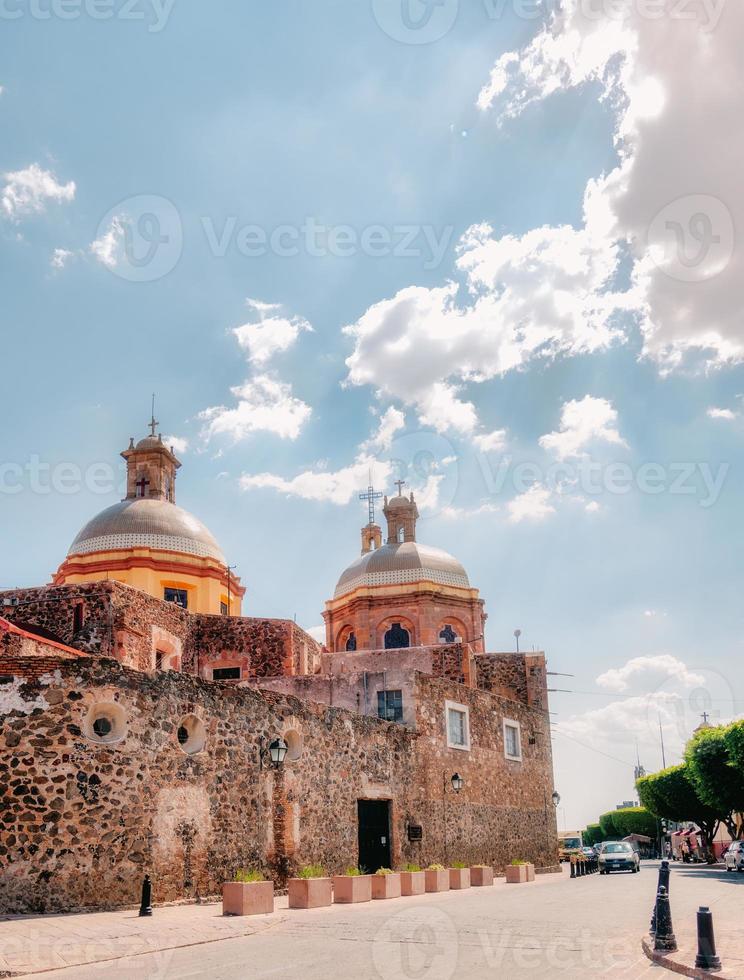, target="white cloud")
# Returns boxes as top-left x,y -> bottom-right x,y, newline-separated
558,691 -> 686,750
644,609 -> 667,619
233,298 -> 313,366
241,455 -> 392,505
163,435 -> 189,455
89,215 -> 125,269
539,396 -> 627,459
200,375 -> 311,442
361,406 -> 406,452
1,164 -> 75,221
507,484 -> 556,523
50,248 -> 74,270
304,624 -> 326,644
473,429 -> 507,452
596,654 -> 705,694
707,407 -> 737,421
477,0 -> 744,372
